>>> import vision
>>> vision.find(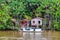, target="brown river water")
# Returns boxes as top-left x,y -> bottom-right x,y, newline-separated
0,30 -> 60,40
